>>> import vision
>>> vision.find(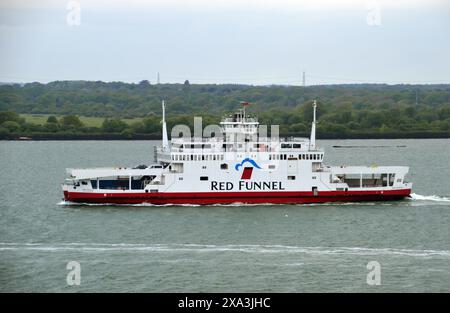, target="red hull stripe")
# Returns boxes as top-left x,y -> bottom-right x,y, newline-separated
64,189 -> 412,204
